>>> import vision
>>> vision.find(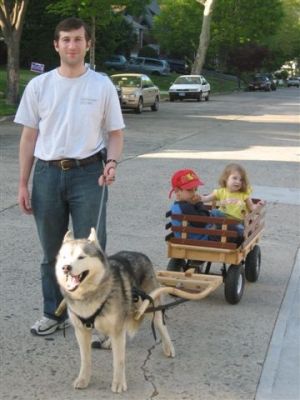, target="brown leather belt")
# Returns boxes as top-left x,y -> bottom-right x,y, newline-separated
39,152 -> 102,171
